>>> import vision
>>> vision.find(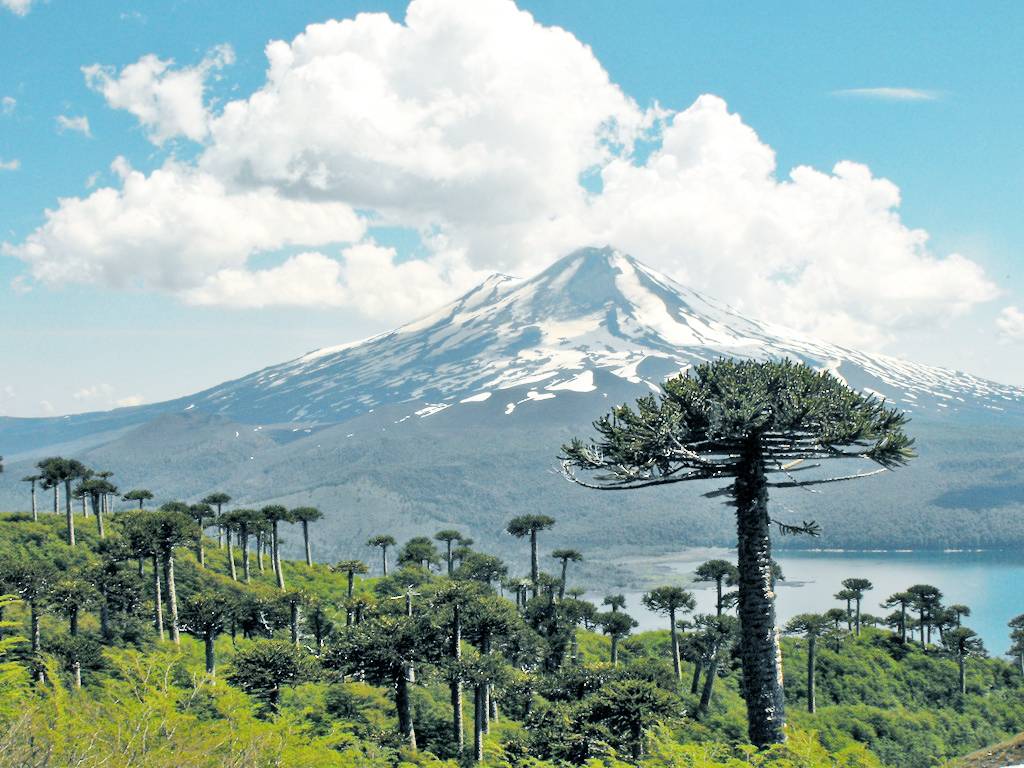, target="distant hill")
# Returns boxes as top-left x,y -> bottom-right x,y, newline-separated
3,246 -> 1024,560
